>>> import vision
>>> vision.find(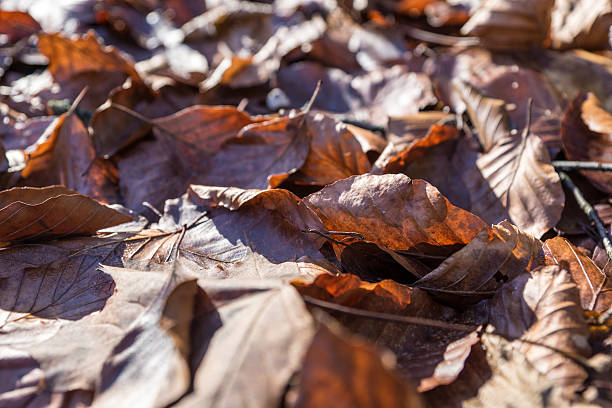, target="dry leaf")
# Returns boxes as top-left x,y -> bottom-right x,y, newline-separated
551,0 -> 612,50
488,265 -> 591,395
305,174 -> 488,254
293,274 -> 486,391
19,113 -> 119,204
294,316 -> 425,408
0,10 -> 41,44
544,237 -> 612,312
561,93 -> 612,194
415,220 -> 544,304
177,280 -> 314,408
461,0 -> 555,49
0,185 -> 130,242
